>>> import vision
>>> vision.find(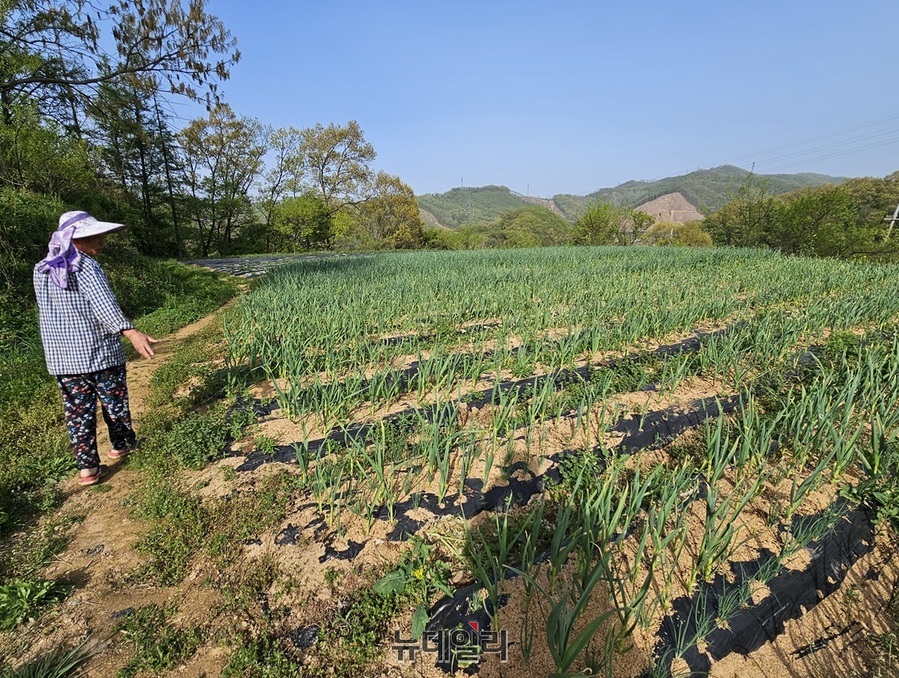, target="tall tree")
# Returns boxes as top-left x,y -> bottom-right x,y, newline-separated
617,209 -> 655,245
87,76 -> 186,255
703,174 -> 775,247
0,99 -> 98,201
257,125 -> 302,251
573,200 -> 622,246
842,173 -> 899,249
180,105 -> 266,255
0,0 -> 239,119
152,92 -> 187,256
702,174 -> 899,260
274,193 -> 331,251
301,120 -> 375,214
772,186 -> 855,257
356,172 -> 424,249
